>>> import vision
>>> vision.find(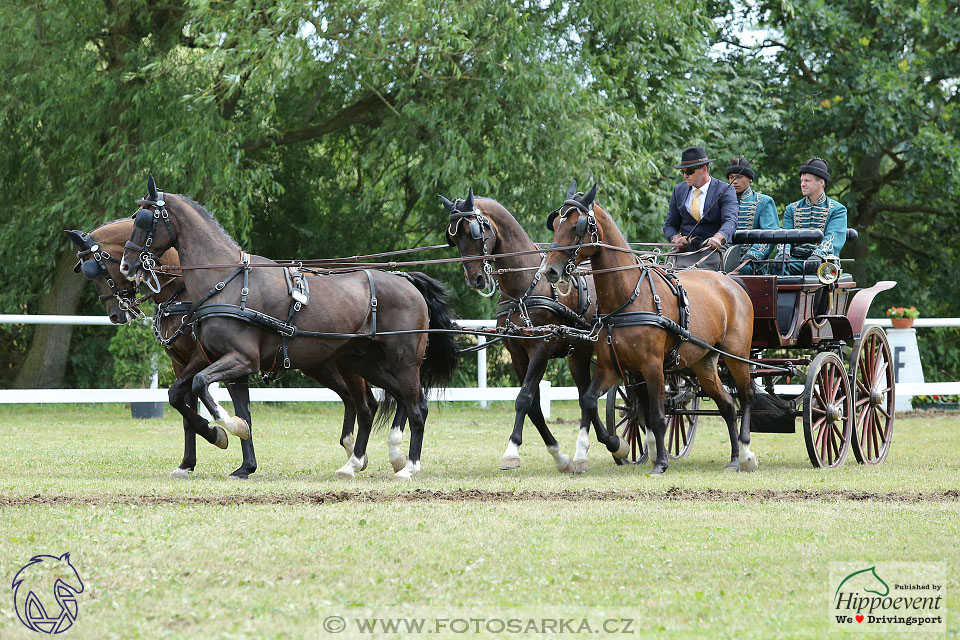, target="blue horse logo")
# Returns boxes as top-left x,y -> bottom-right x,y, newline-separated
11,553 -> 84,634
